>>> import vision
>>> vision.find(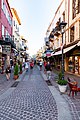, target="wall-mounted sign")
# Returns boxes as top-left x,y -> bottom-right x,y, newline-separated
2,45 -> 11,55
